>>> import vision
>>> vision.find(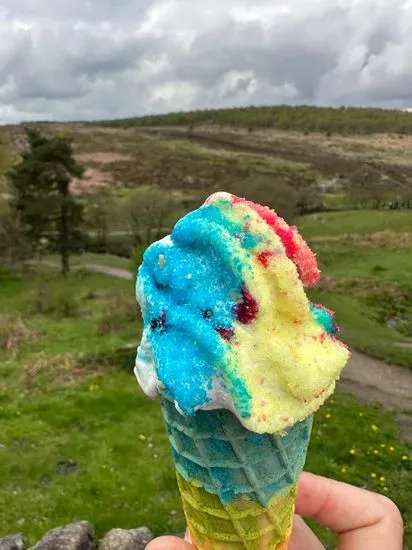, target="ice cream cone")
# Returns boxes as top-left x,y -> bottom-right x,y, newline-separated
161,397 -> 313,550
